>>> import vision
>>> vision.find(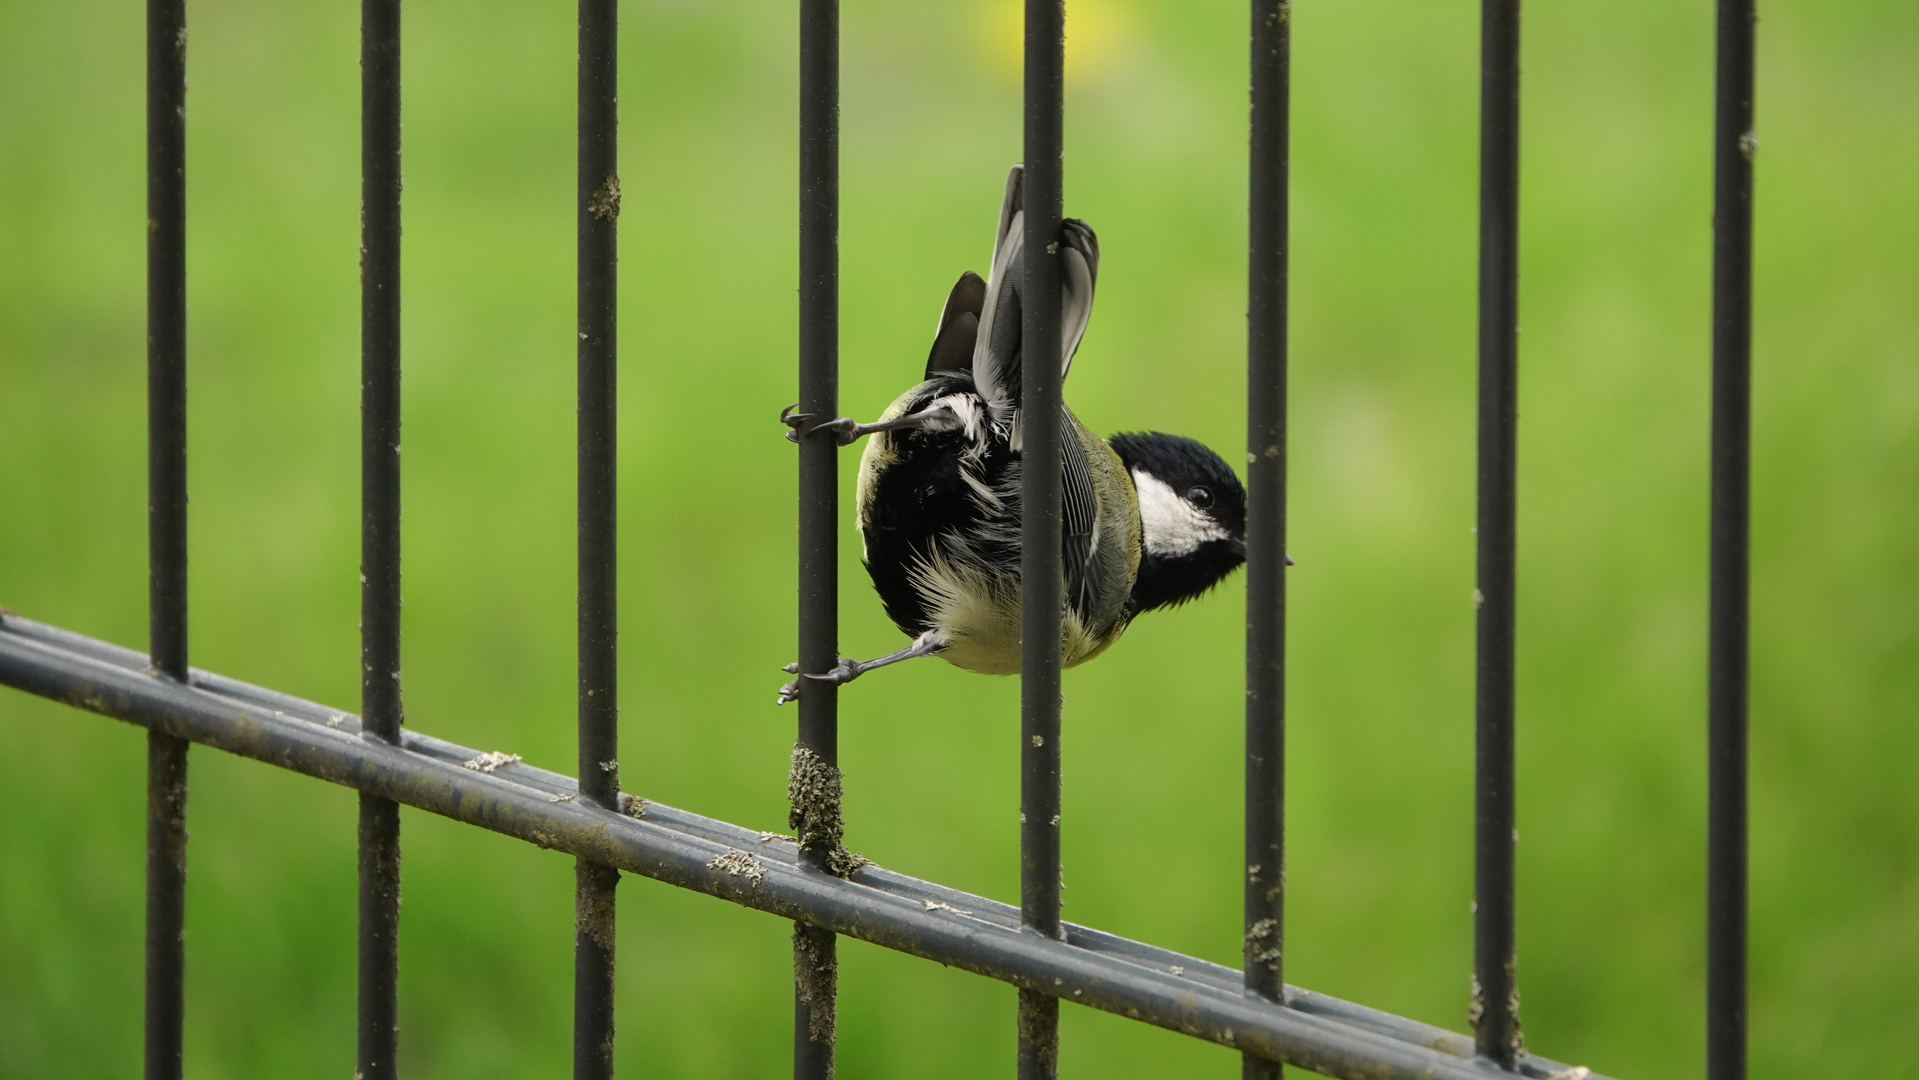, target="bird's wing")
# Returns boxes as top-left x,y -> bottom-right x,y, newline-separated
925,271 -> 986,379
1060,419 -> 1102,623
